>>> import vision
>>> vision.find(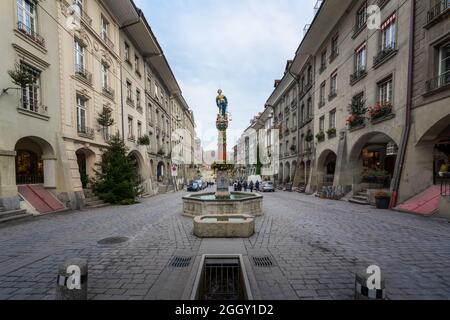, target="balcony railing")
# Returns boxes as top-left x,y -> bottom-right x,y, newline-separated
17,22 -> 45,47
103,85 -> 115,99
75,64 -> 92,84
101,32 -> 114,50
373,45 -> 397,68
426,72 -> 450,92
20,98 -> 48,116
16,174 -> 44,185
62,1 -> 92,26
350,68 -> 367,85
427,0 -> 449,24
77,125 -> 95,139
